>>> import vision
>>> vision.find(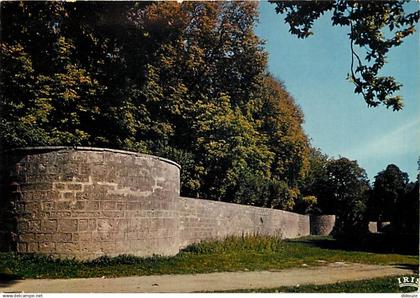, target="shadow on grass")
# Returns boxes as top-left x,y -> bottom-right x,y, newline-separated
393,263 -> 419,273
290,233 -> 419,256
0,272 -> 21,287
